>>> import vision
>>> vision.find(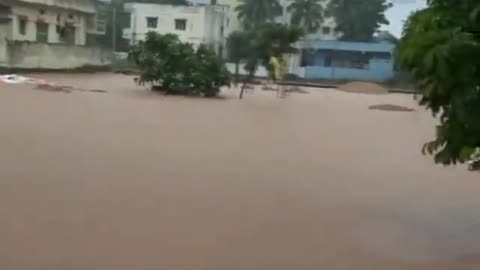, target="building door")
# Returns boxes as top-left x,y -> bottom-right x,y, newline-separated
63,25 -> 76,45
